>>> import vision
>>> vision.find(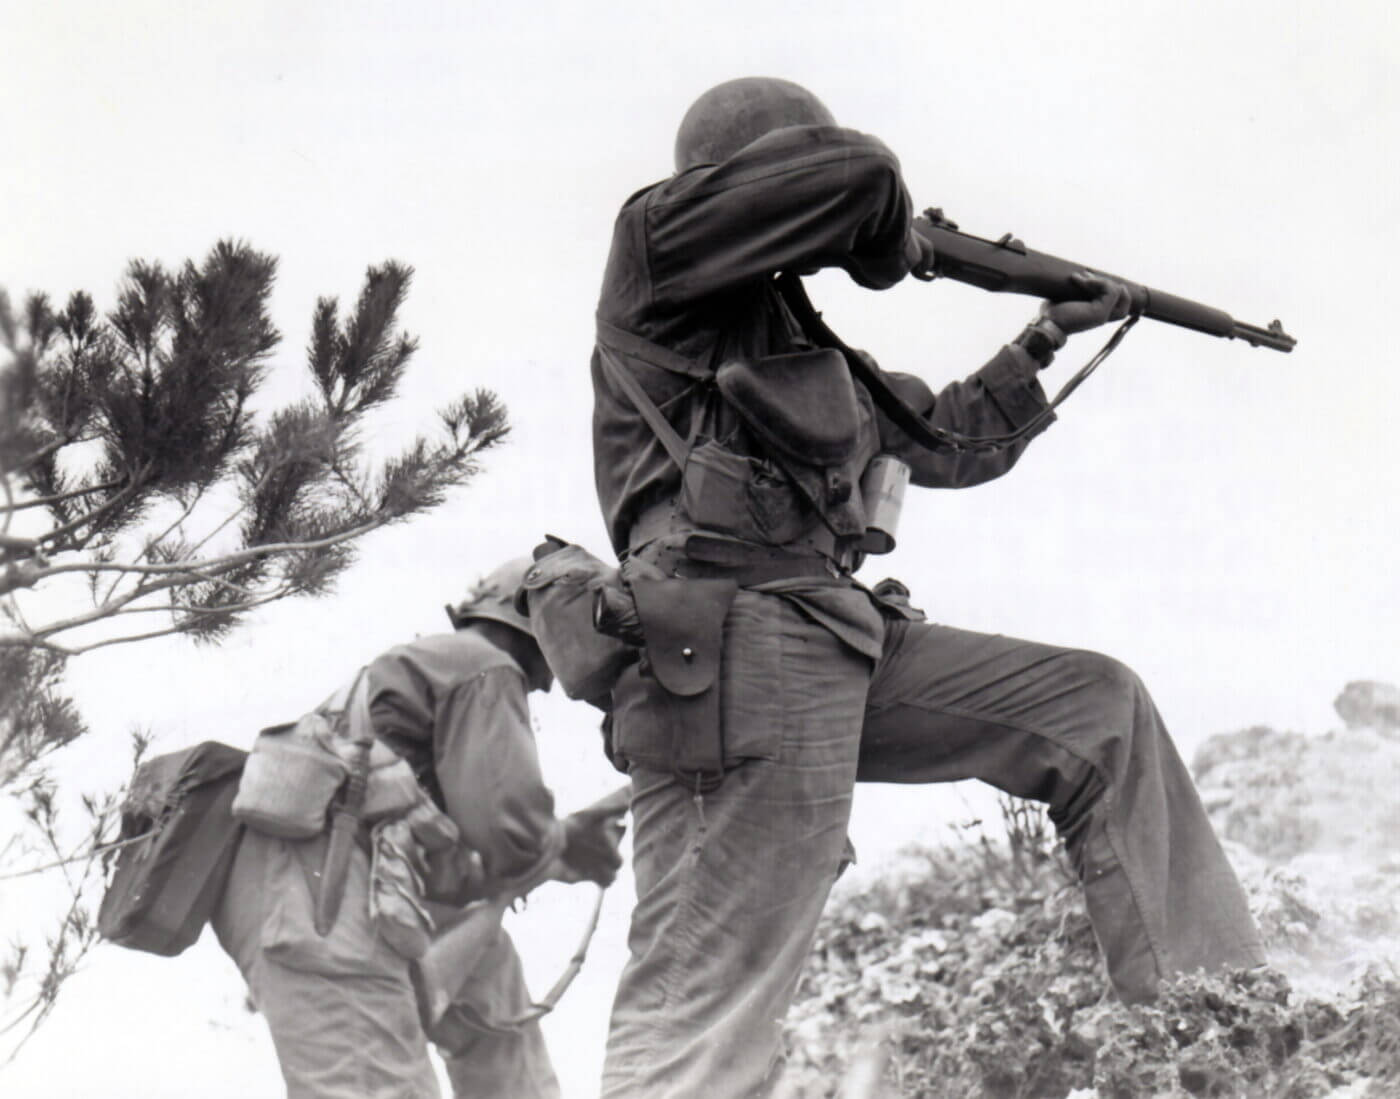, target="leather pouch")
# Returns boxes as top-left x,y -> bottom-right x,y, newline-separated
680,438 -> 761,539
681,439 -> 813,545
716,348 -> 861,466
630,576 -> 739,788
